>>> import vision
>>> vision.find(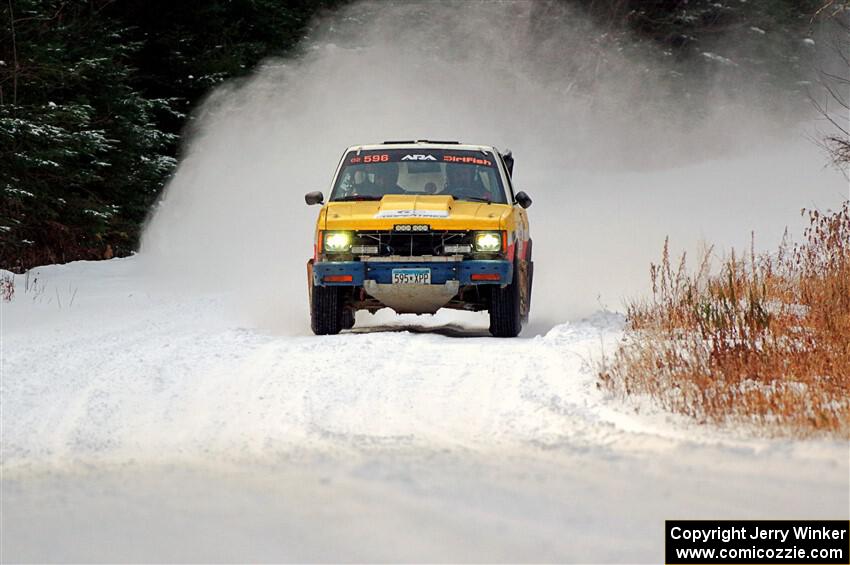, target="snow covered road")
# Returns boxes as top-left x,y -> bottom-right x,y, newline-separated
2,258 -> 847,562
